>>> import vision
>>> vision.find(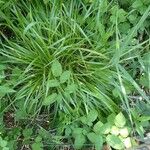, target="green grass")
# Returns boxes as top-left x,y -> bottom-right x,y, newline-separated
0,0 -> 150,149
0,0 -> 120,116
